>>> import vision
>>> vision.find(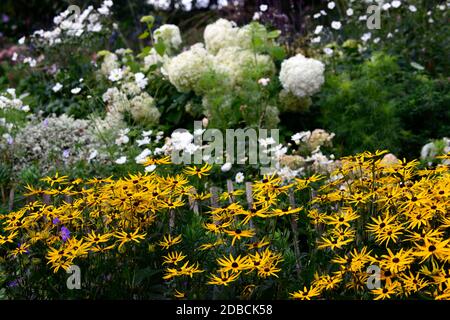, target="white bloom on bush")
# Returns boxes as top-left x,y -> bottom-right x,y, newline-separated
101,53 -> 120,76
135,148 -> 152,164
203,19 -> 239,54
235,172 -> 244,183
129,93 -> 160,125
142,130 -> 153,137
108,68 -> 124,82
311,36 -> 321,43
331,21 -> 342,30
258,78 -> 270,86
143,48 -> 166,70
221,162 -> 232,172
279,54 -> 325,98
391,1 -> 401,9
314,25 -> 323,34
52,83 -> 63,92
165,43 -> 213,93
324,48 -> 334,56
346,8 -> 354,16
134,72 -> 148,89
88,149 -> 98,161
260,4 -> 268,11
361,32 -> 372,42
408,5 -> 417,12
71,87 -> 81,94
215,46 -> 274,85
115,156 -> 127,164
137,136 -> 151,146
115,128 -> 130,145
153,24 -> 182,51
328,2 -> 336,9
145,164 -> 157,172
